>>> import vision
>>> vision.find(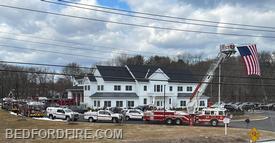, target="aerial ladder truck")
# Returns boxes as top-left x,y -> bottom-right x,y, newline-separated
143,44 -> 236,126
187,44 -> 236,114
